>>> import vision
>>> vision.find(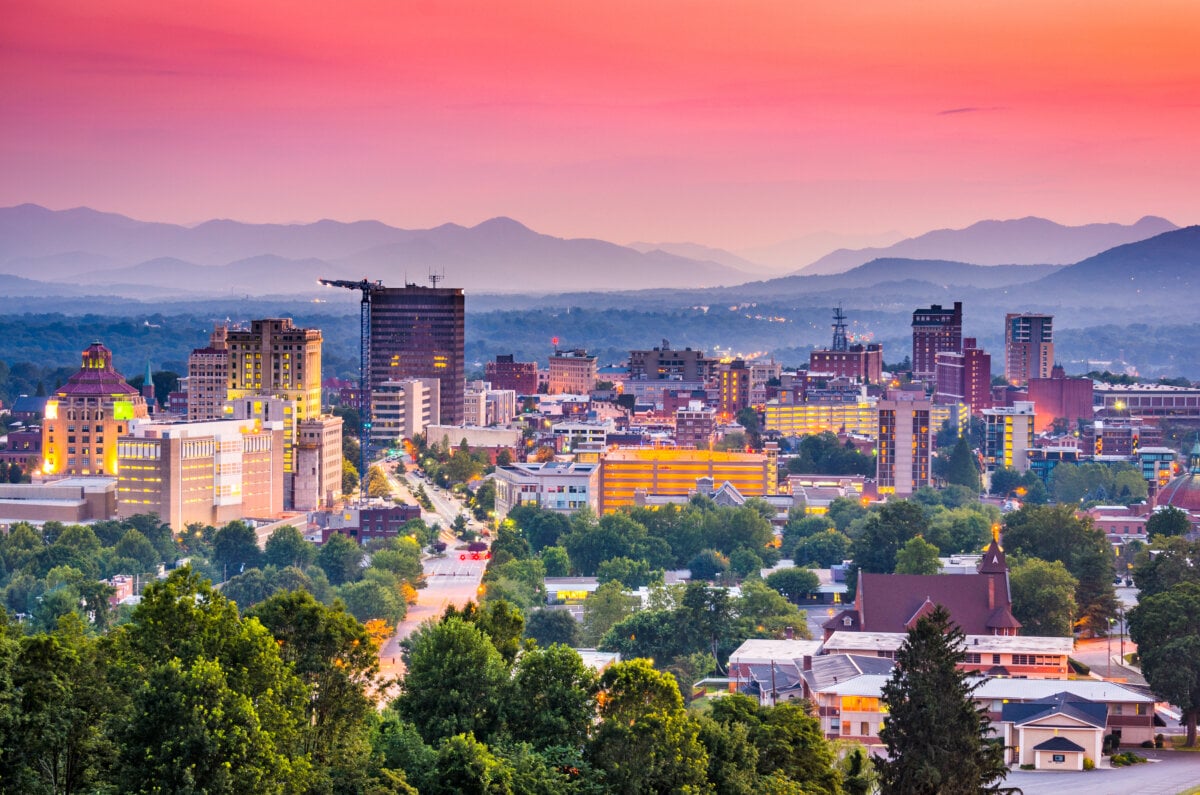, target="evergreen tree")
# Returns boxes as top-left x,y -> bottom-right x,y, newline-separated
877,606 -> 1014,795
945,435 -> 981,491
